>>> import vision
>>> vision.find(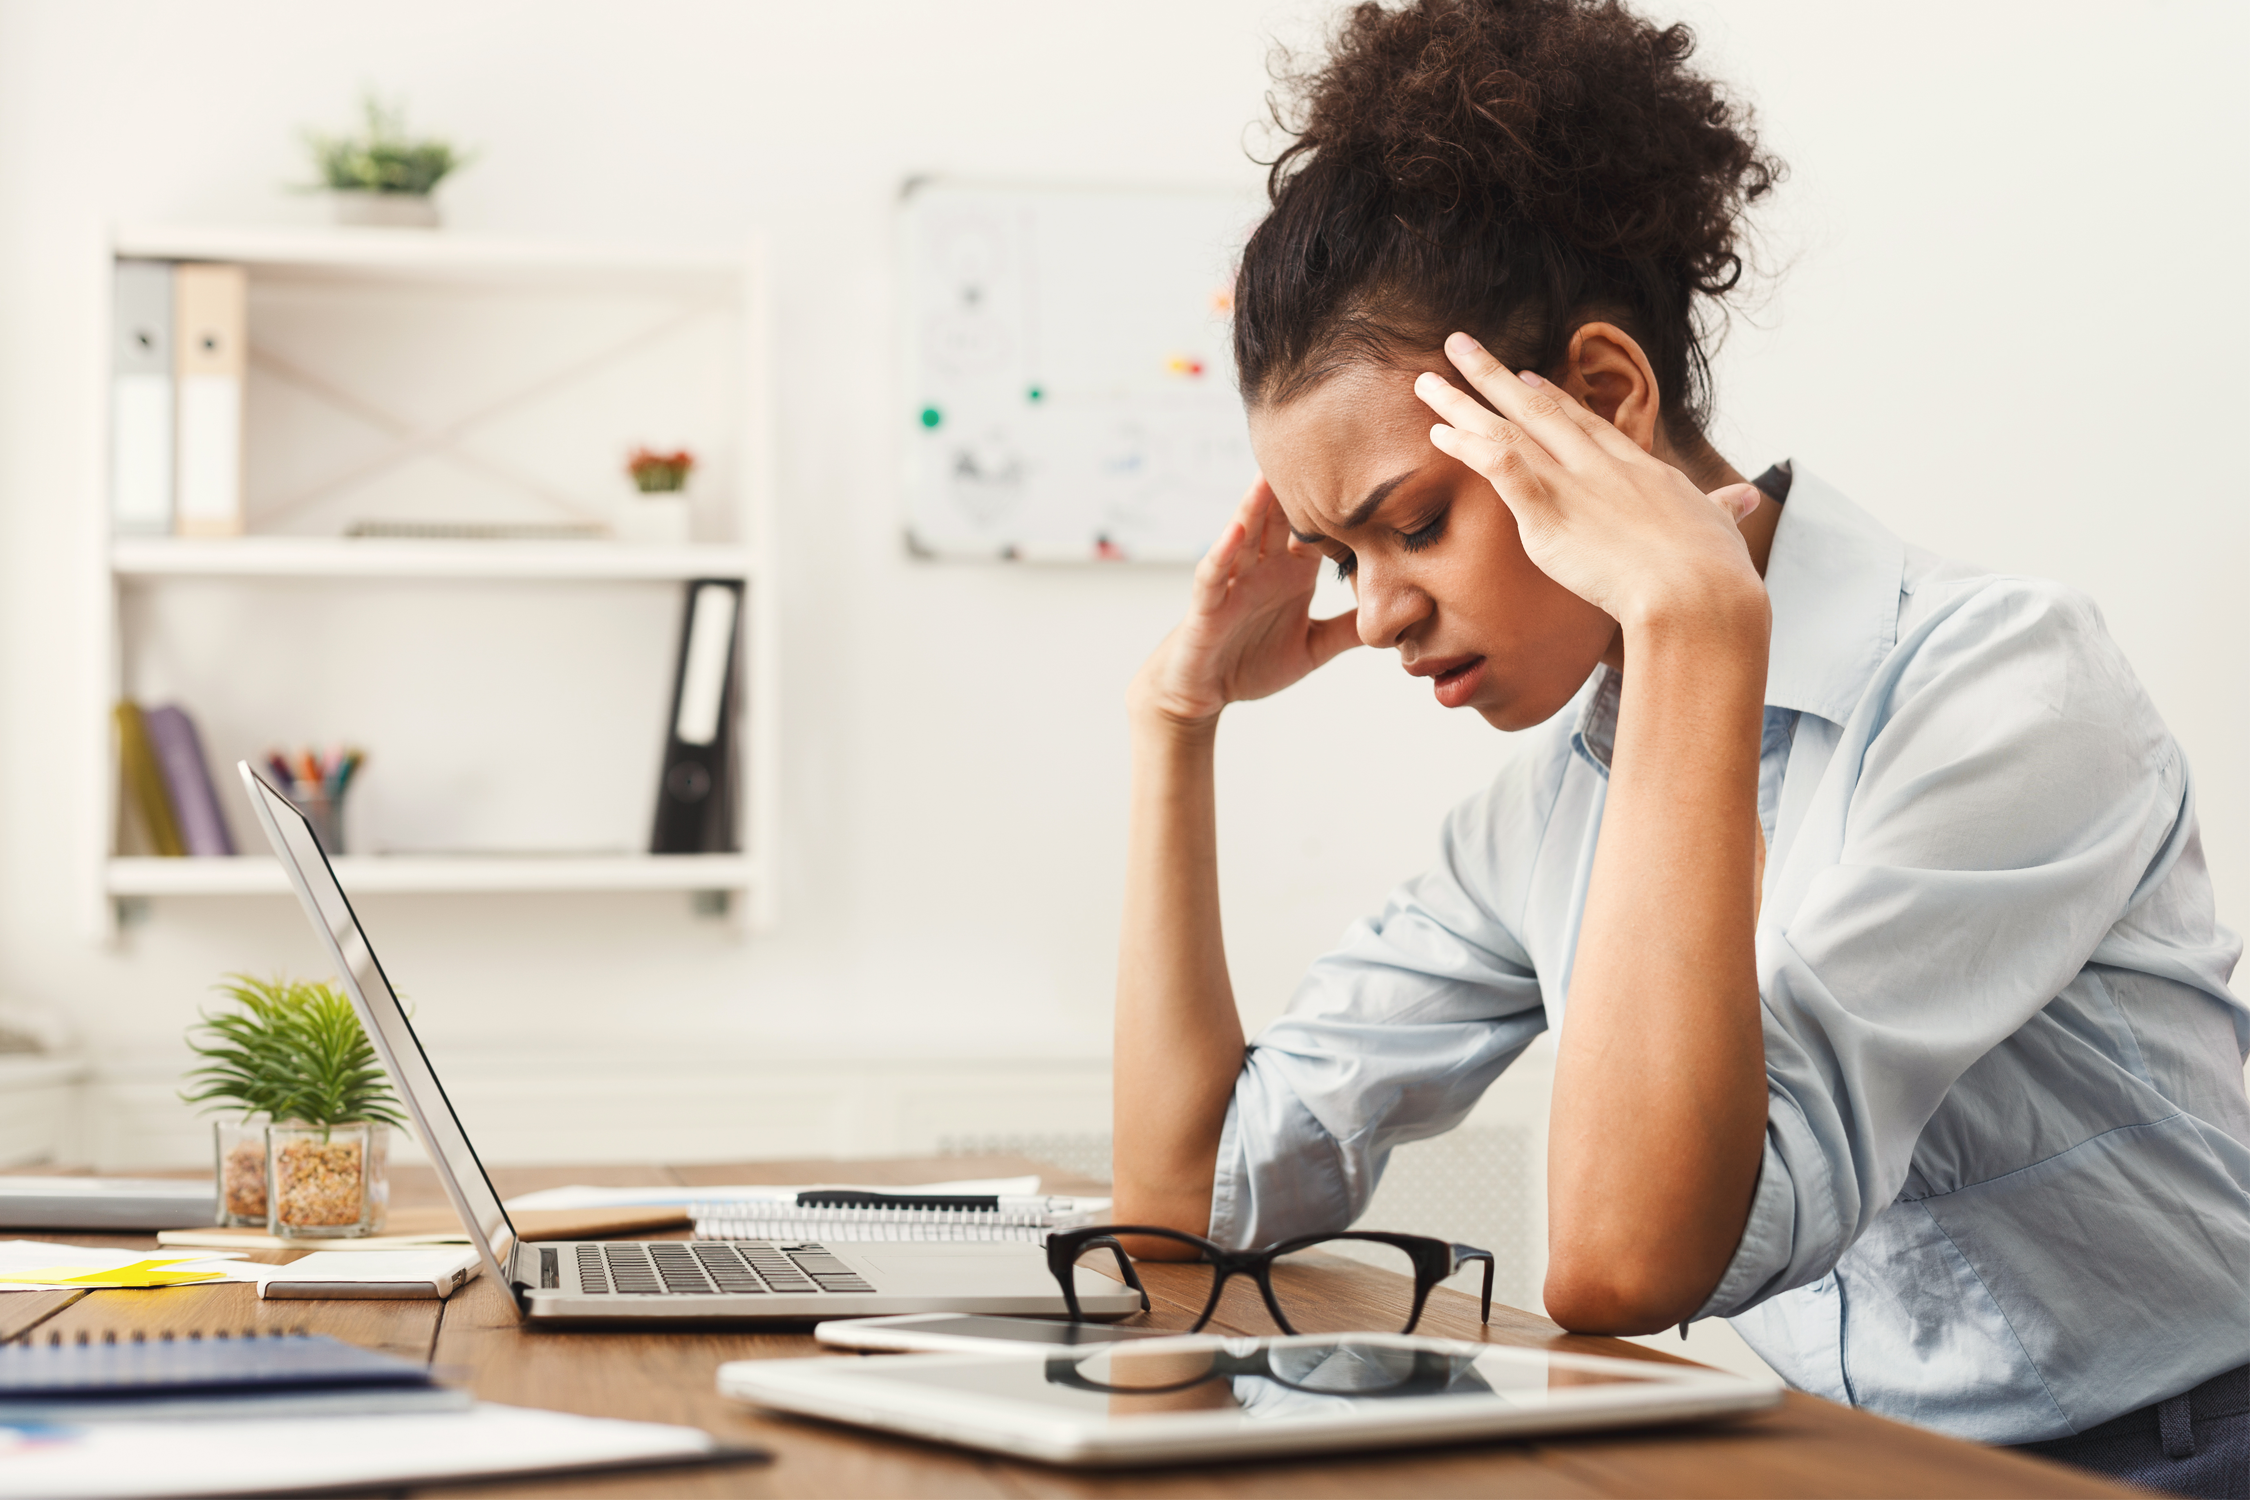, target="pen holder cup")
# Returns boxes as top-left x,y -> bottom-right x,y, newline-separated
213,1119 -> 269,1228
285,786 -> 348,855
268,1121 -> 389,1239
